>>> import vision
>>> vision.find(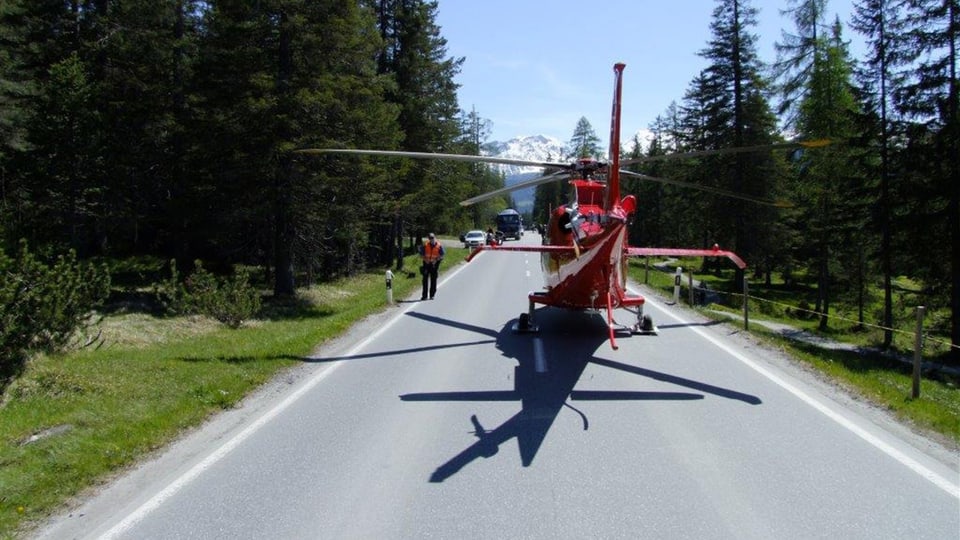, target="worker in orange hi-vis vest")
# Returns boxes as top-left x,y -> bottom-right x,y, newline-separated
418,232 -> 445,300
